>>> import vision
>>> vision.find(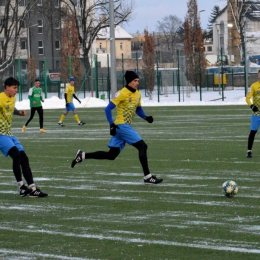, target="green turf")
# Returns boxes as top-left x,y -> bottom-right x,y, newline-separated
1,106 -> 260,260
